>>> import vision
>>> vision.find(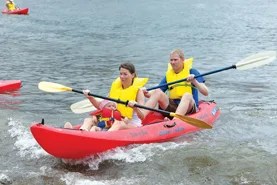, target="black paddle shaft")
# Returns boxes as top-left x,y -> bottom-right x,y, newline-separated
71,89 -> 171,116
